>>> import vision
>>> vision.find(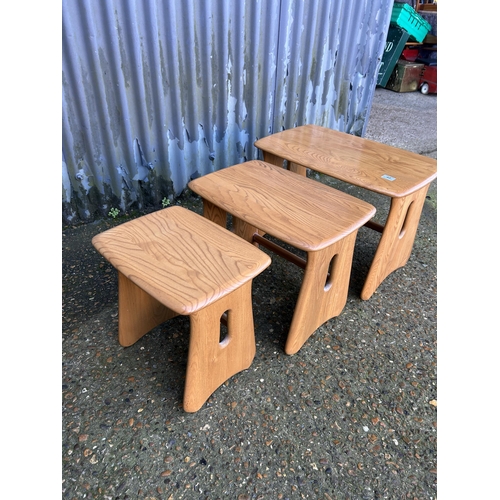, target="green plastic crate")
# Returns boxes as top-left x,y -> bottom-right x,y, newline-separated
390,2 -> 431,43
377,26 -> 409,87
